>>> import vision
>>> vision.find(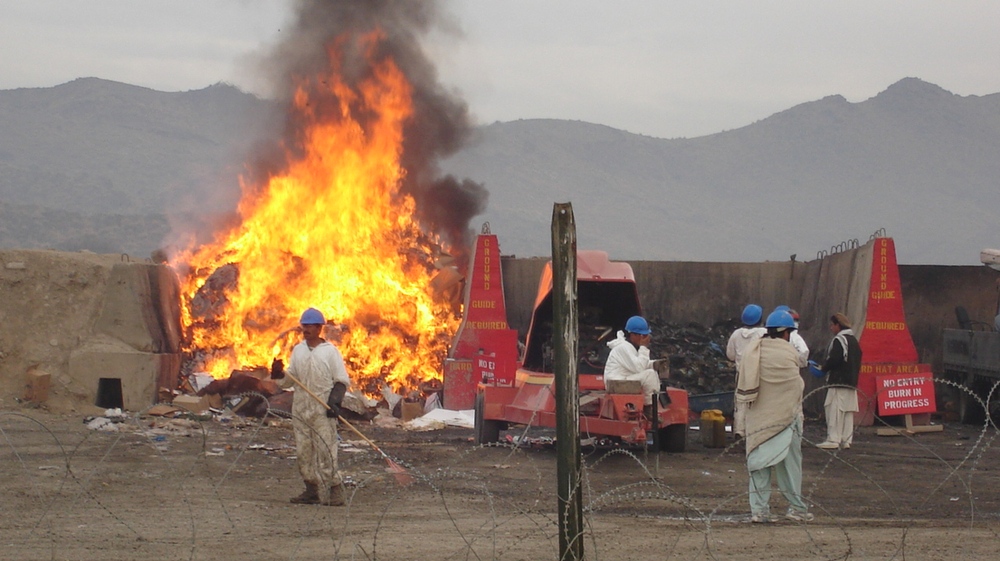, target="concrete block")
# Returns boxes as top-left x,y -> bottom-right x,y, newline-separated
24,368 -> 51,403
95,263 -> 181,353
68,335 -> 180,411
